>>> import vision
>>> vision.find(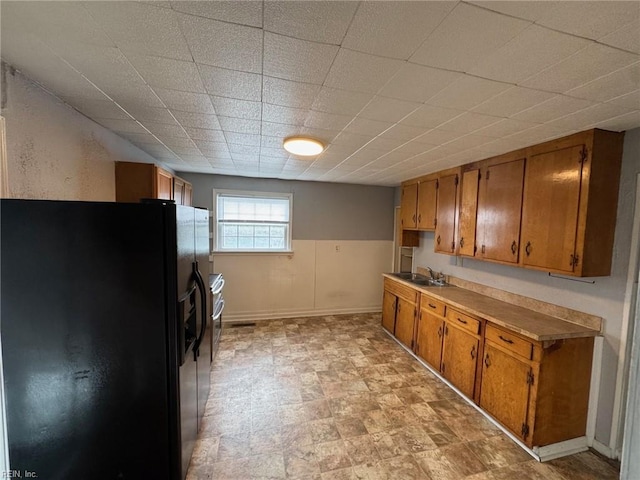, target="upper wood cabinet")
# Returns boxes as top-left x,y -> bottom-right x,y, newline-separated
400,183 -> 418,230
478,155 -> 525,264
116,162 -> 193,206
417,178 -> 437,231
435,171 -> 460,255
458,168 -> 480,257
520,129 -> 624,276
